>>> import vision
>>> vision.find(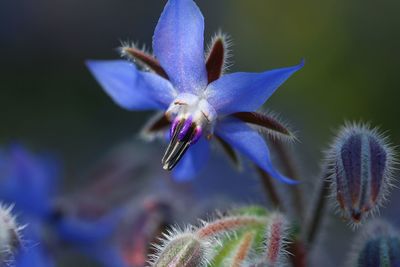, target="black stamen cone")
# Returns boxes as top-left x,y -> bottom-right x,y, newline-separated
162,121 -> 195,171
